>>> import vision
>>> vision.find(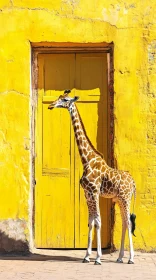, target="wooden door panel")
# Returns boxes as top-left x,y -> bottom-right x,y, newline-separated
42,104 -> 71,174
44,54 -> 75,92
35,54 -> 75,248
